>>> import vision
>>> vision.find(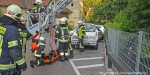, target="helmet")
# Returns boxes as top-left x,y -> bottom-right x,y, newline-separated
35,0 -> 42,5
39,37 -> 45,41
62,17 -> 67,21
4,4 -> 22,22
59,17 -> 67,24
20,15 -> 27,24
78,20 -> 82,25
